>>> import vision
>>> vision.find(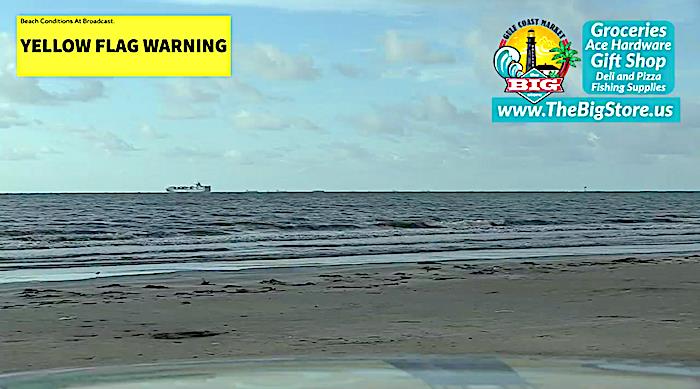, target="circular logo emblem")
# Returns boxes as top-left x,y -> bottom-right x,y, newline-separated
494,19 -> 580,103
